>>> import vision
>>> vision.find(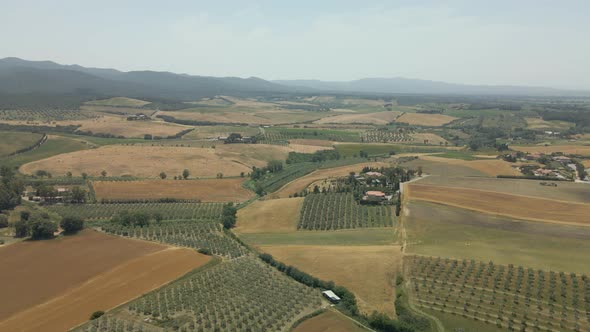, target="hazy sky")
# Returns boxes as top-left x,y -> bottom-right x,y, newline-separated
2,0 -> 589,89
